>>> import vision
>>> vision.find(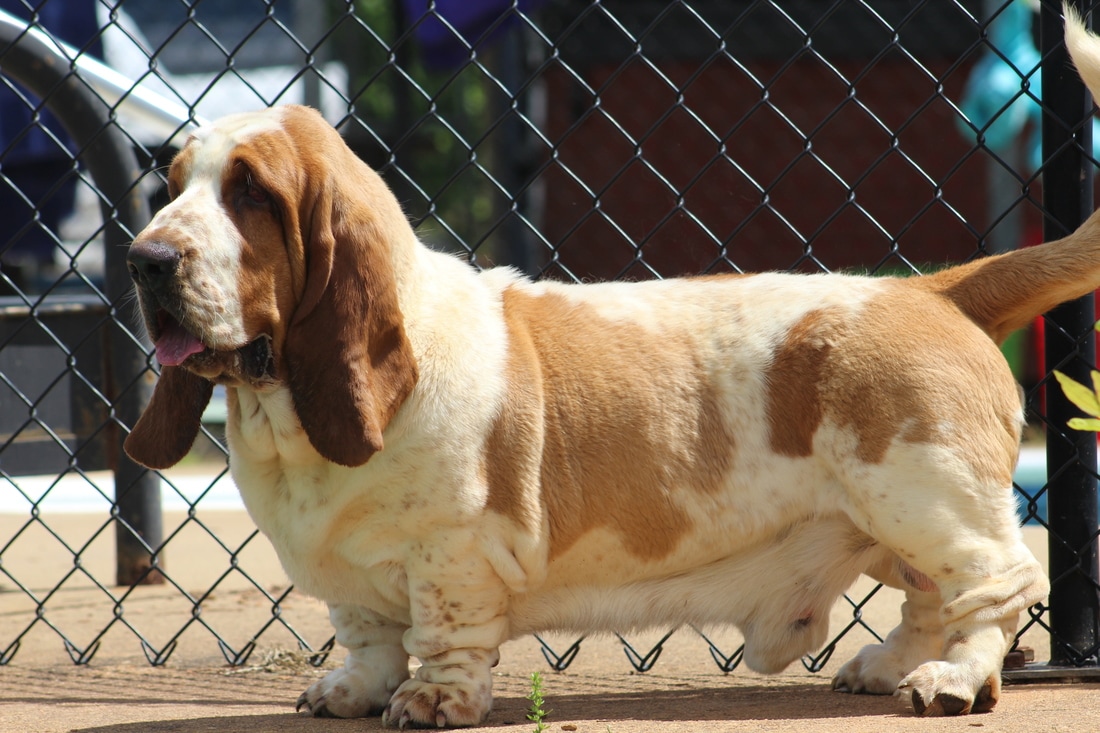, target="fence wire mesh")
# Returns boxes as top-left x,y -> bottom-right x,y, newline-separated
0,0 -> 1097,674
